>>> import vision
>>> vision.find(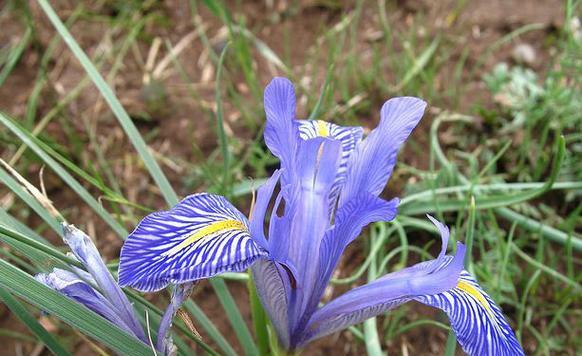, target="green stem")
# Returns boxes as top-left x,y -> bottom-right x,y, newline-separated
248,272 -> 270,355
